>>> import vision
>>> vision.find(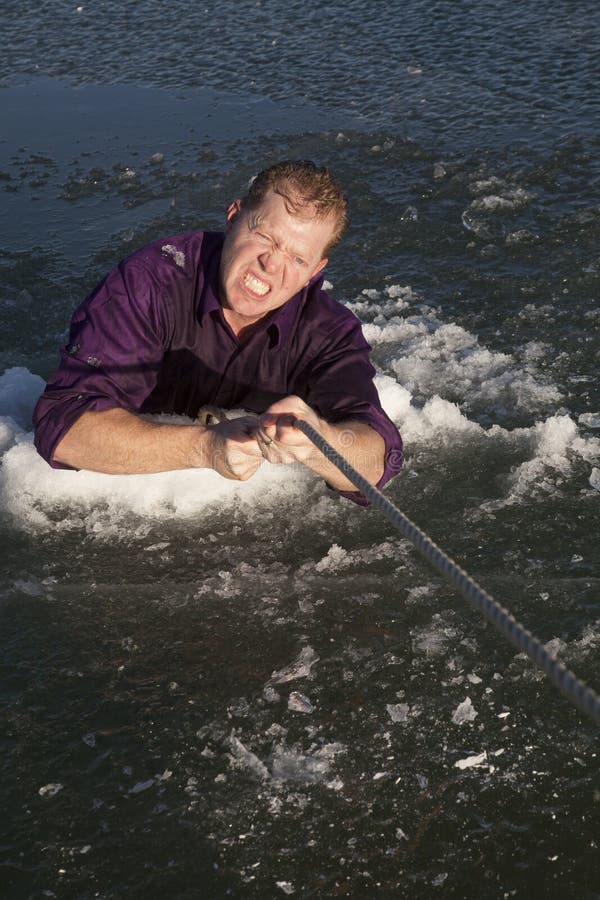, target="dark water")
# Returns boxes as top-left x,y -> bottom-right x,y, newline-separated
1,2 -> 600,898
